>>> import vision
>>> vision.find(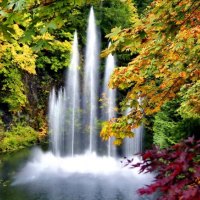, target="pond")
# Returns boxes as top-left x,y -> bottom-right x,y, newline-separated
0,147 -> 156,200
